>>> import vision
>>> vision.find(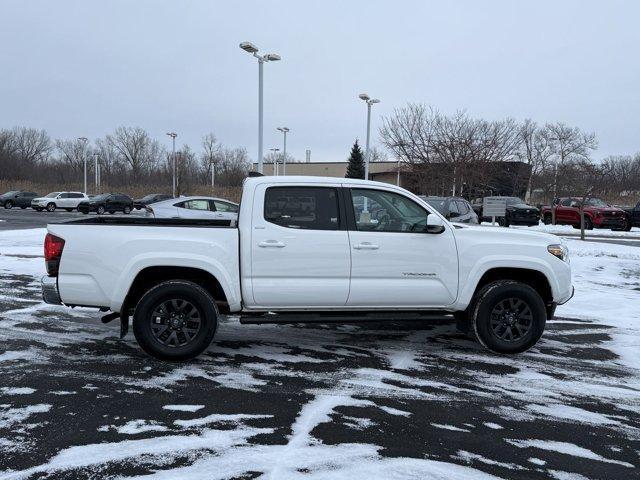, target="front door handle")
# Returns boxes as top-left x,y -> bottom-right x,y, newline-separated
258,240 -> 286,248
353,242 -> 379,250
